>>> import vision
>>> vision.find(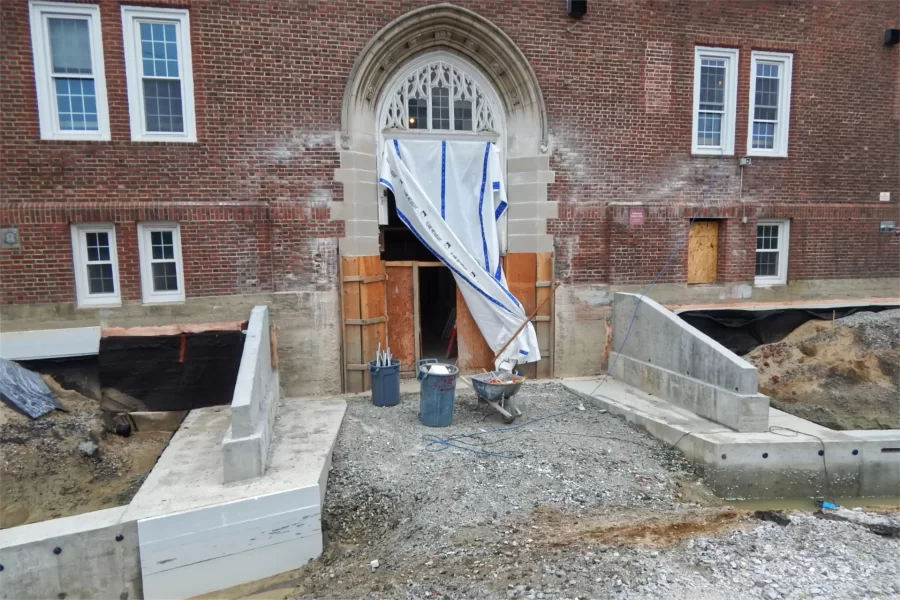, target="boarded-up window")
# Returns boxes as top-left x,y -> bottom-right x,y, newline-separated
687,221 -> 719,284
